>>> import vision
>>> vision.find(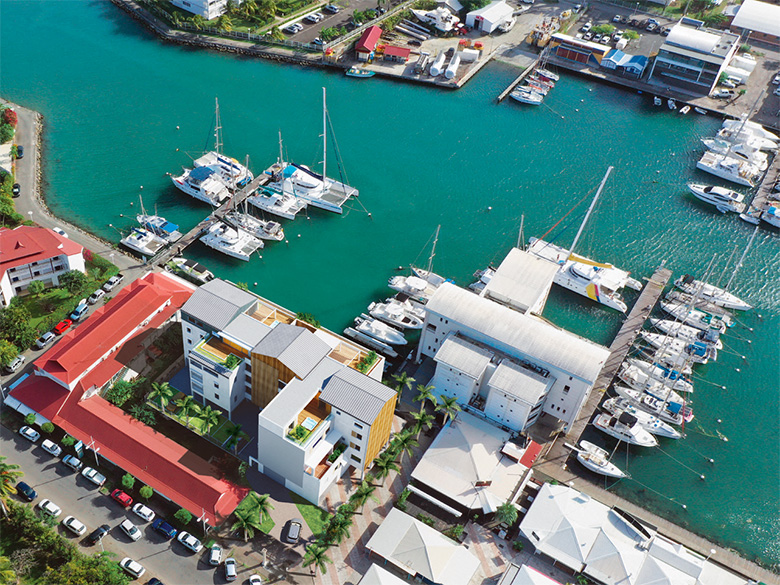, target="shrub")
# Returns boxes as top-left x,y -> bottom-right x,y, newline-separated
444,524 -> 464,540
622,29 -> 639,40
224,354 -> 241,369
0,124 -> 13,145
174,508 -> 193,525
129,404 -> 157,426
122,473 -> 136,490
40,422 -> 55,434
295,312 -> 320,328
27,280 -> 45,296
62,435 -> 75,447
58,270 -> 88,295
104,380 -> 135,407
416,513 -> 435,527
24,413 -> 36,426
591,24 -> 615,34
139,485 -> 154,500
2,108 -> 18,127
356,351 -> 378,374
328,442 -> 347,463
513,540 -> 524,552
